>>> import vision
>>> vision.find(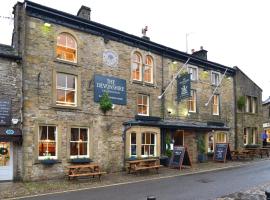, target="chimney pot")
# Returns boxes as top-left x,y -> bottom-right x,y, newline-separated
200,46 -> 203,50
77,5 -> 91,20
